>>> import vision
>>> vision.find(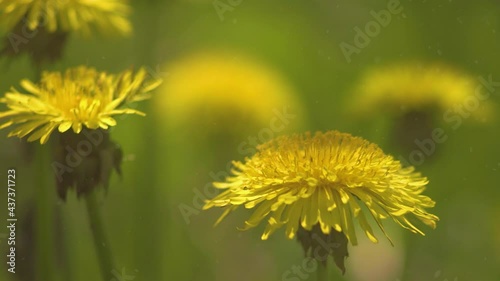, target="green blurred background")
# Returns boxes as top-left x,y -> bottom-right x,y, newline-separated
1,0 -> 499,280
